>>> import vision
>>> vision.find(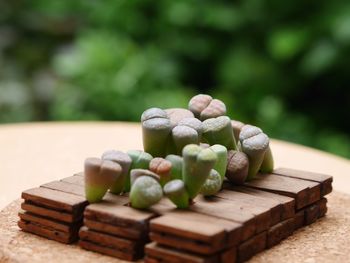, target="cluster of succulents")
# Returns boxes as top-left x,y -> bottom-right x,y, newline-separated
84,94 -> 274,209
